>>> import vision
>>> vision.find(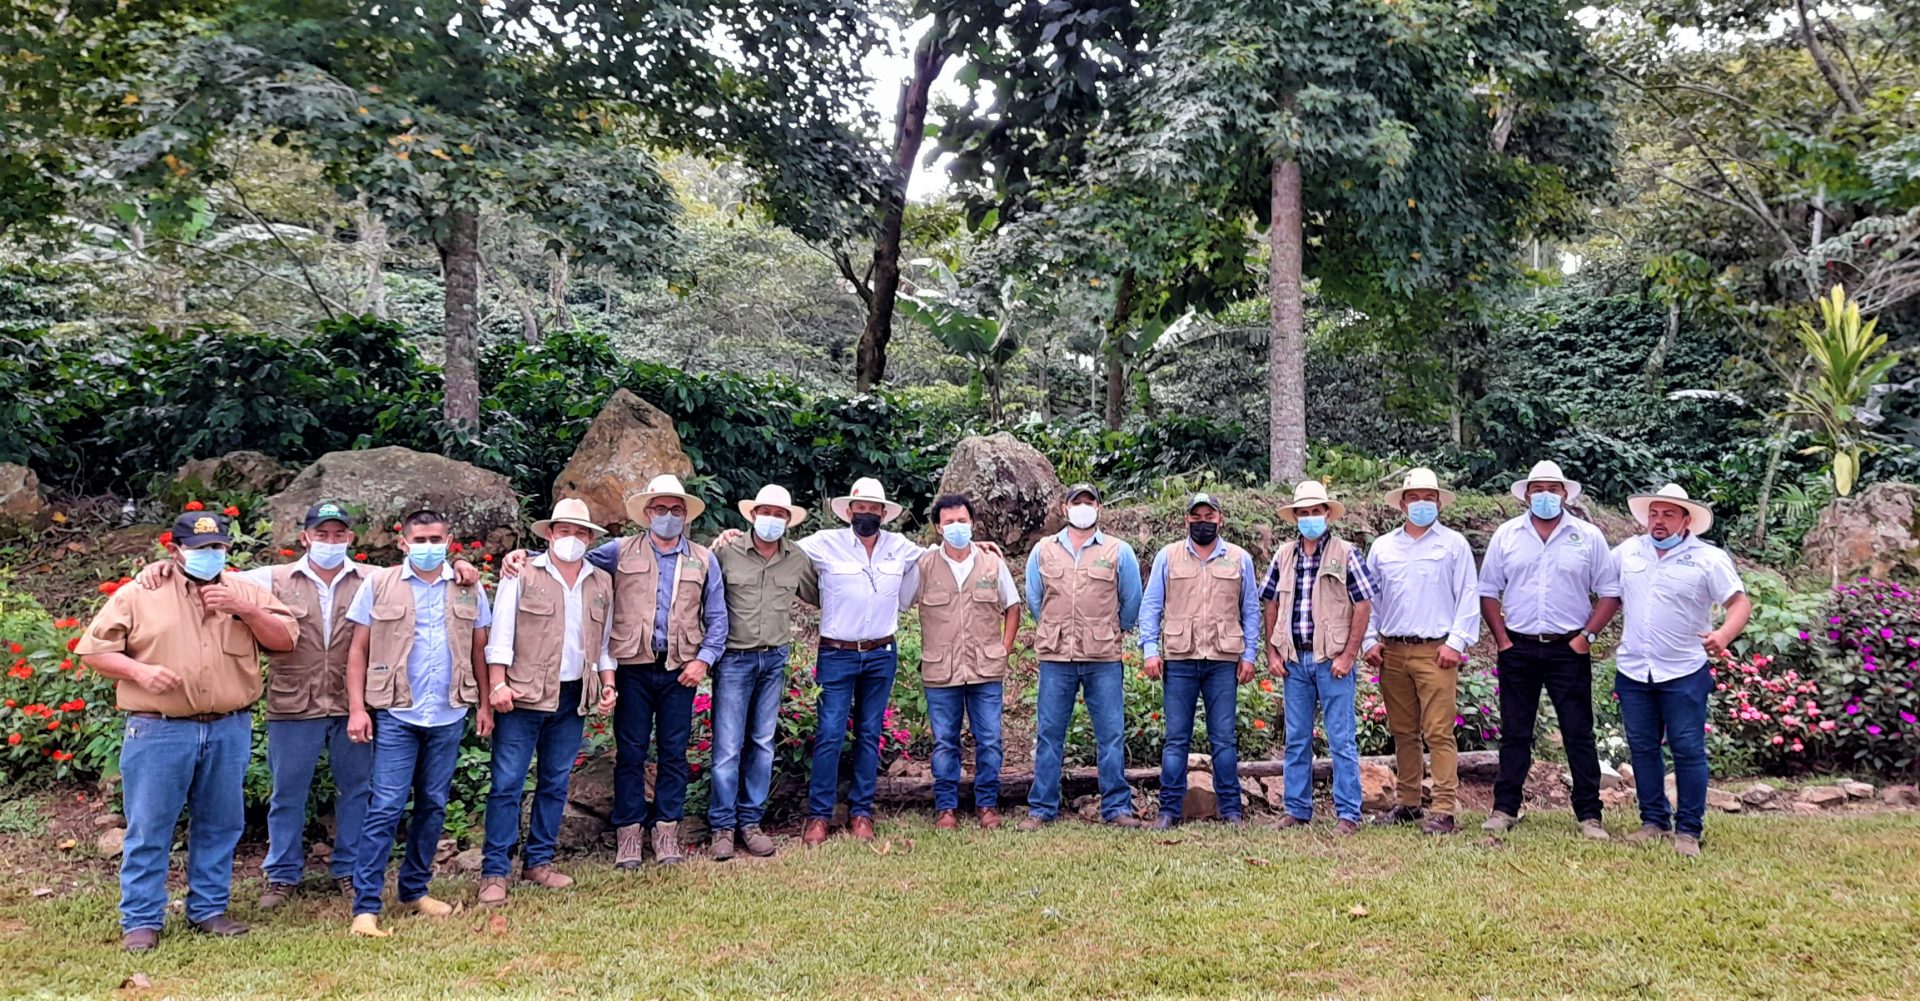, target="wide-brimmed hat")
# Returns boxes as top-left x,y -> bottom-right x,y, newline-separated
1510,460 -> 1583,504
533,497 -> 607,540
737,484 -> 807,526
625,474 -> 706,524
1629,483 -> 1713,535
830,477 -> 904,523
1384,467 -> 1457,508
1277,480 -> 1347,523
